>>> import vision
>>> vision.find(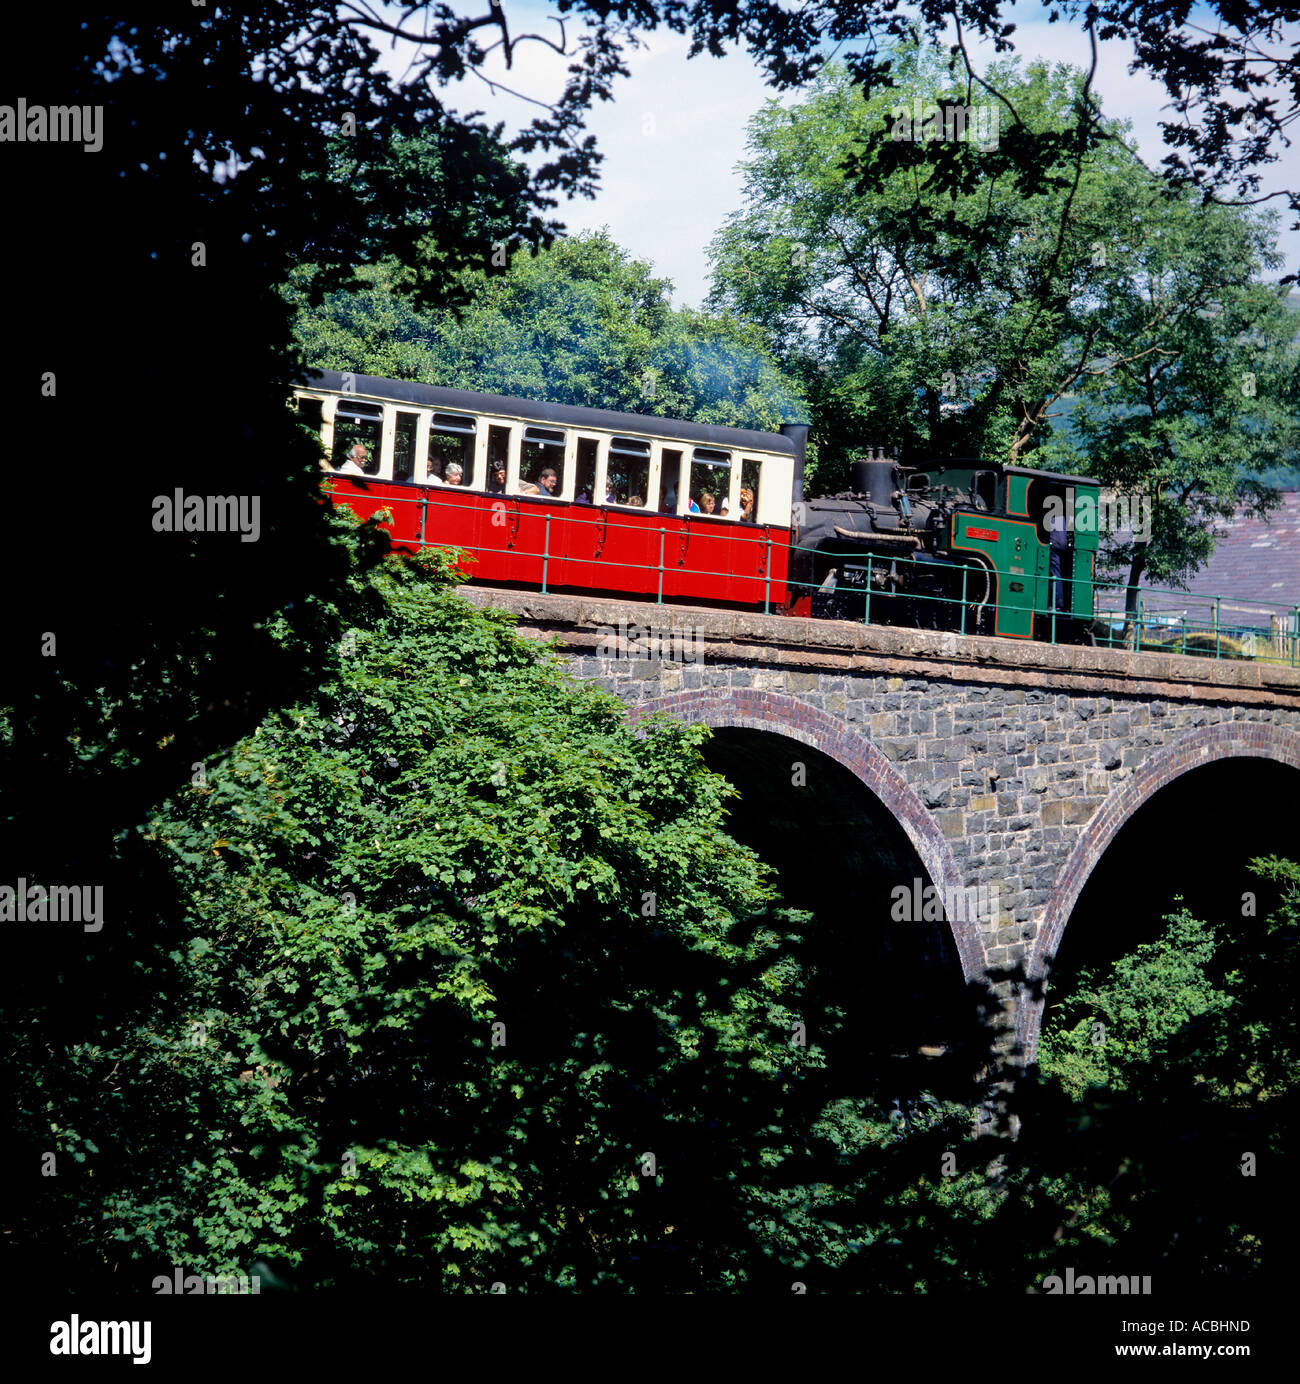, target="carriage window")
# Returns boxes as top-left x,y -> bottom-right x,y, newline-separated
486,426 -> 510,493
690,447 -> 730,518
295,396 -> 327,464
296,395 -> 324,432
426,412 -> 476,487
574,437 -> 599,504
332,399 -> 382,475
607,437 -> 651,508
739,458 -> 762,523
658,450 -> 685,513
393,411 -> 421,484
521,426 -> 565,498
